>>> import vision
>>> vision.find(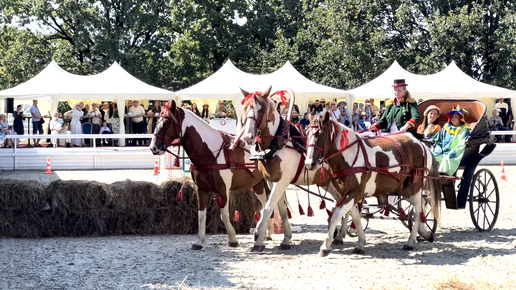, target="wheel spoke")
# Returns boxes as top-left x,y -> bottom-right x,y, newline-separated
485,188 -> 496,200
486,202 -> 496,217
